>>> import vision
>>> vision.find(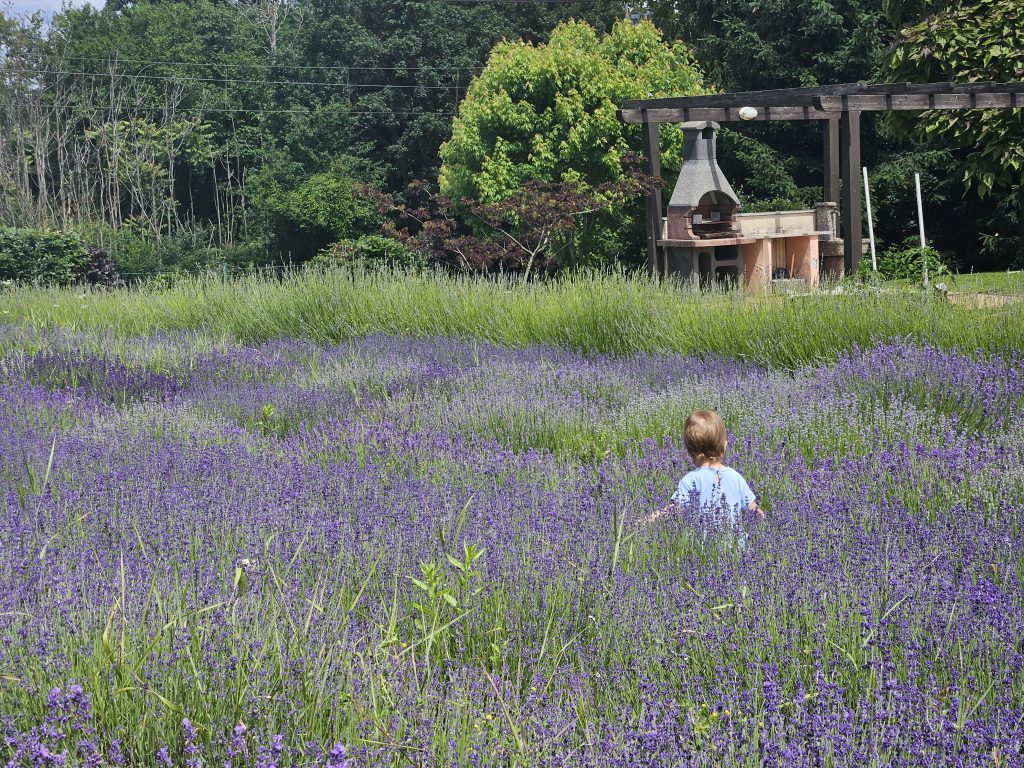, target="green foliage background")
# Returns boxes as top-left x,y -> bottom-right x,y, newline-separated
886,0 -> 1024,267
1,0 -> 1021,277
